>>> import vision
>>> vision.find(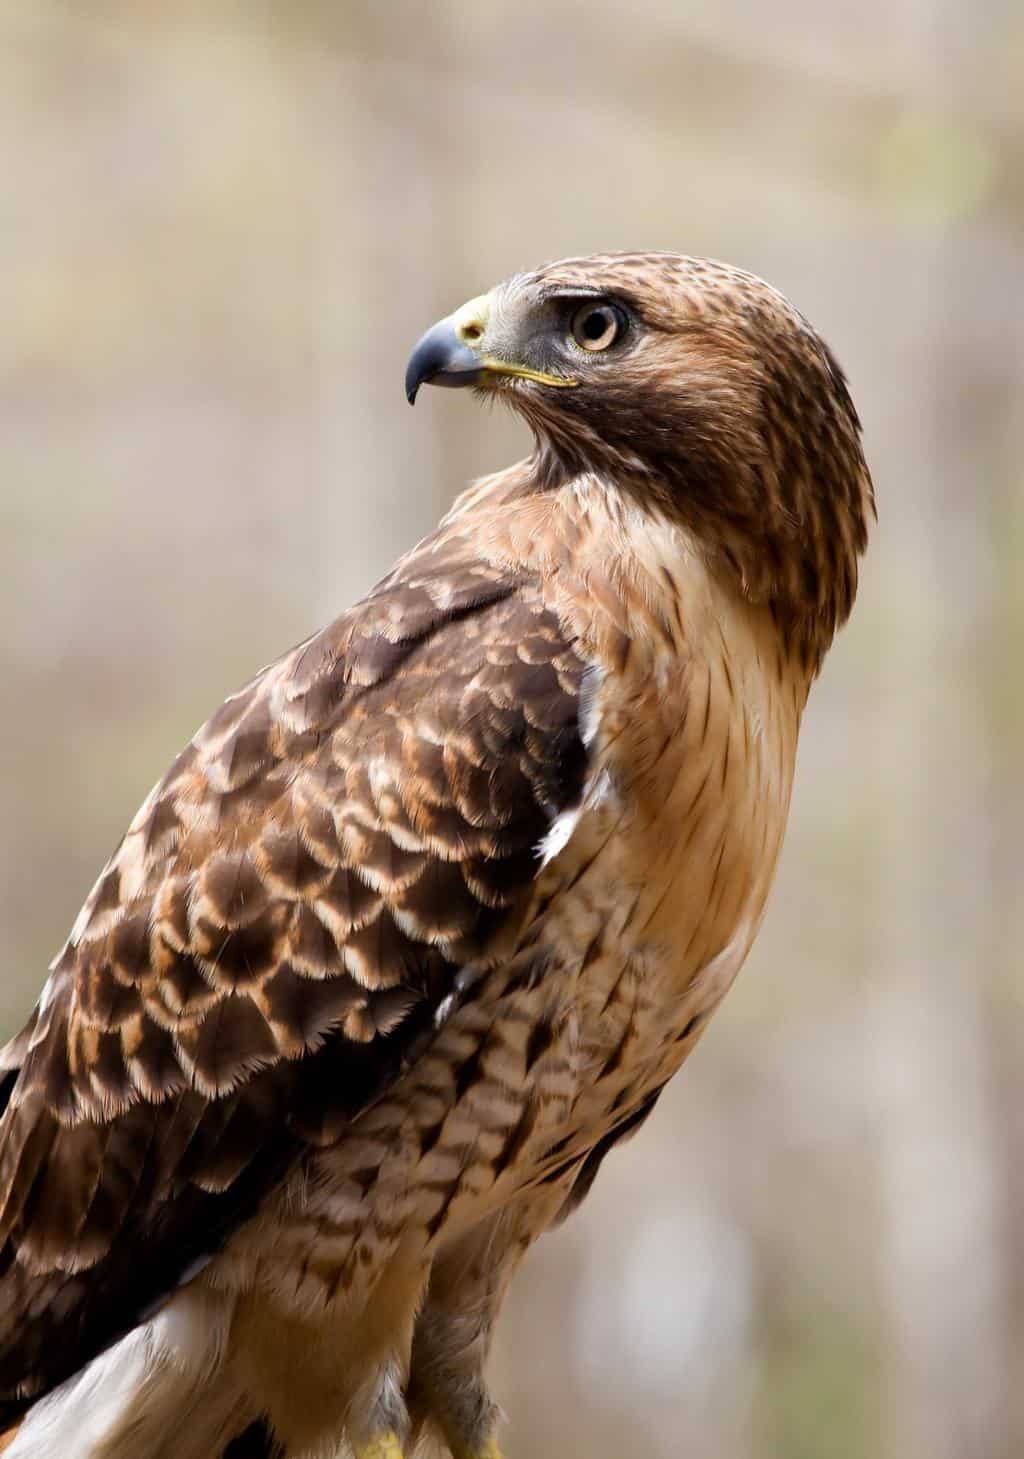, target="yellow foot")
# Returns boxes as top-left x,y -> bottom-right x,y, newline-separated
356,1436 -> 406,1459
